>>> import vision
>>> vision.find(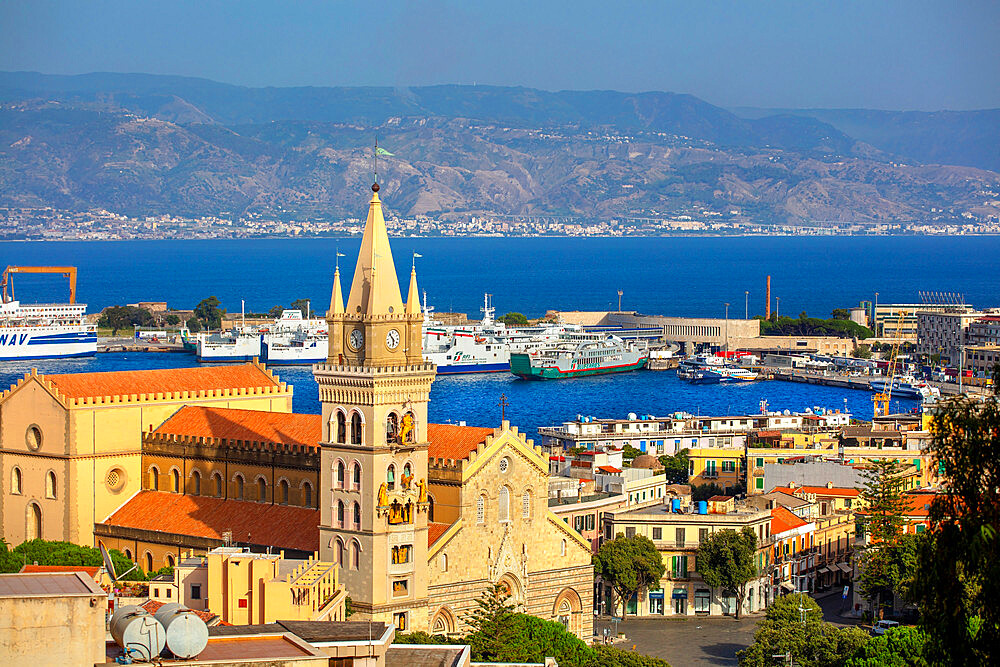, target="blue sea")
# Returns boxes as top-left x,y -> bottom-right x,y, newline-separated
6,234 -> 987,434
